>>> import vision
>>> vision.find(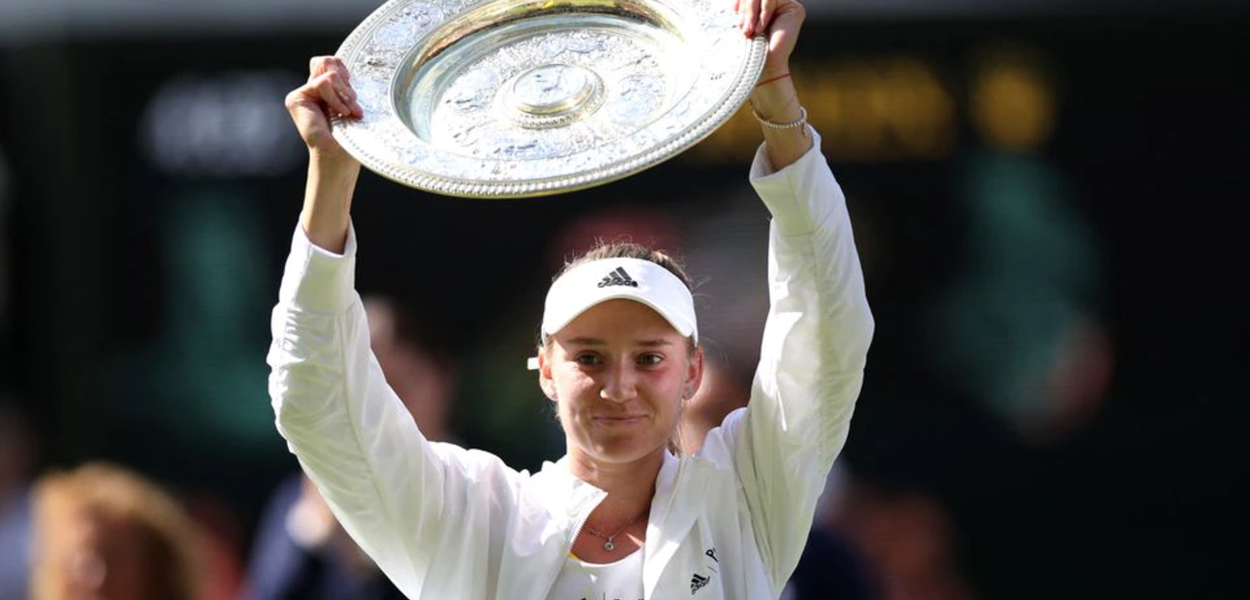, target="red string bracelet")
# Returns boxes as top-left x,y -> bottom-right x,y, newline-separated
756,72 -> 792,88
